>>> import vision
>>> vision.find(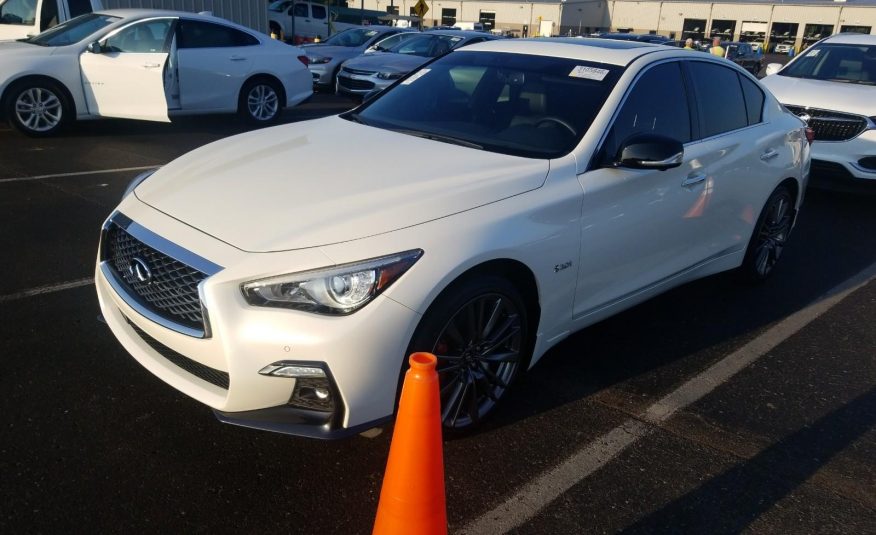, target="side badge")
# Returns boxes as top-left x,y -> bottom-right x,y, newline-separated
554,261 -> 572,273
